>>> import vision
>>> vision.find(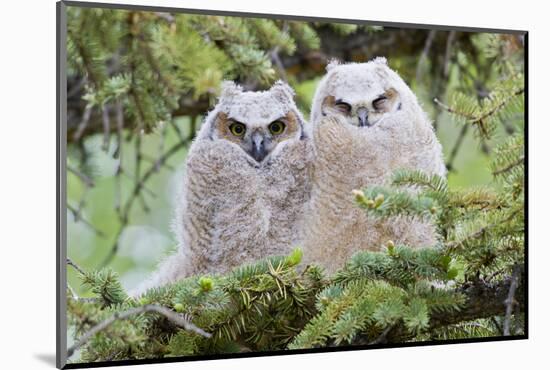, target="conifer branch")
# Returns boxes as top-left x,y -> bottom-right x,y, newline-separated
474,89 -> 524,124
65,12 -> 525,361
367,266 -> 525,344
444,209 -> 520,252
430,266 -> 524,329
434,88 -> 524,129
493,156 -> 525,176
67,304 -> 211,358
